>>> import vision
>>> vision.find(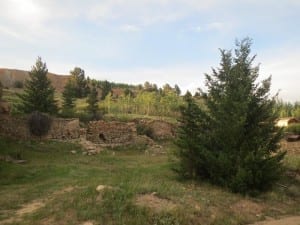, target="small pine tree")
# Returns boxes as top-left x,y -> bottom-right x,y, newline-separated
70,67 -> 88,98
17,57 -> 58,114
175,38 -> 285,194
86,86 -> 99,120
61,80 -> 76,116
